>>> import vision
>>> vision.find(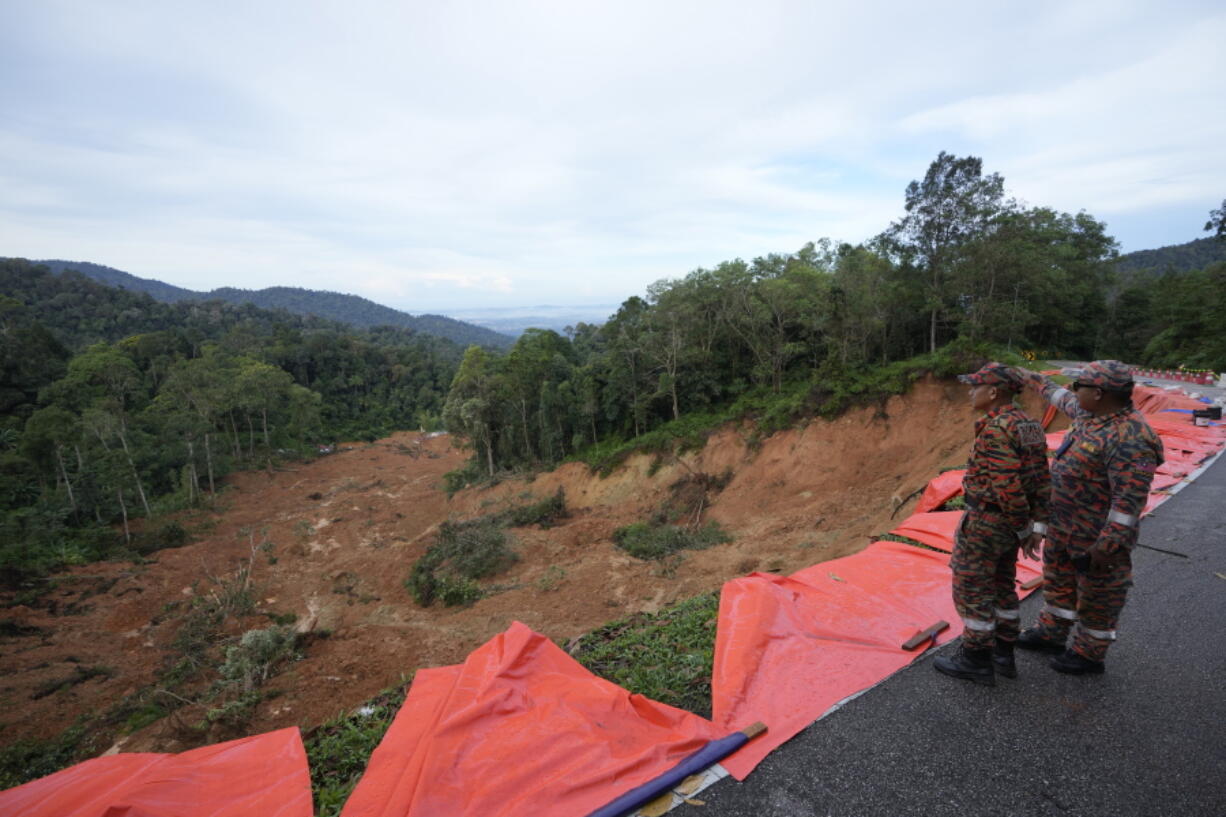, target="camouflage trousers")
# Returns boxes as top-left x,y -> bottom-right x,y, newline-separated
950,509 -> 1022,651
1031,530 -> 1132,662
